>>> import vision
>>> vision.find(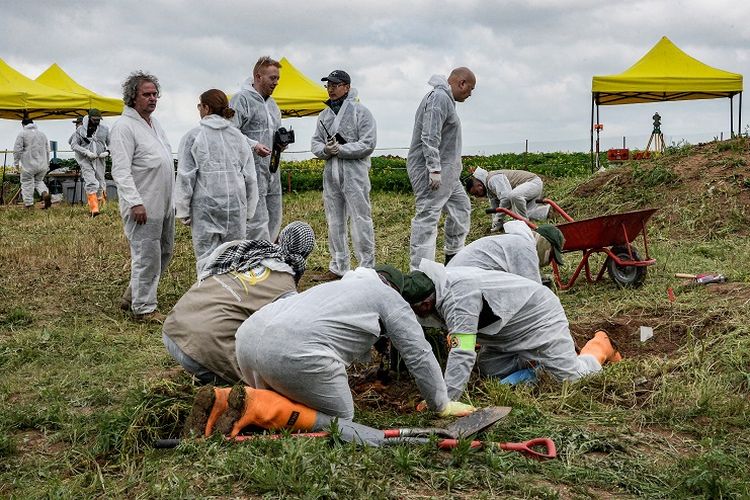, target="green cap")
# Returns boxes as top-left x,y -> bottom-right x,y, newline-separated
402,271 -> 436,304
88,108 -> 102,117
374,264 -> 404,293
535,225 -> 565,265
